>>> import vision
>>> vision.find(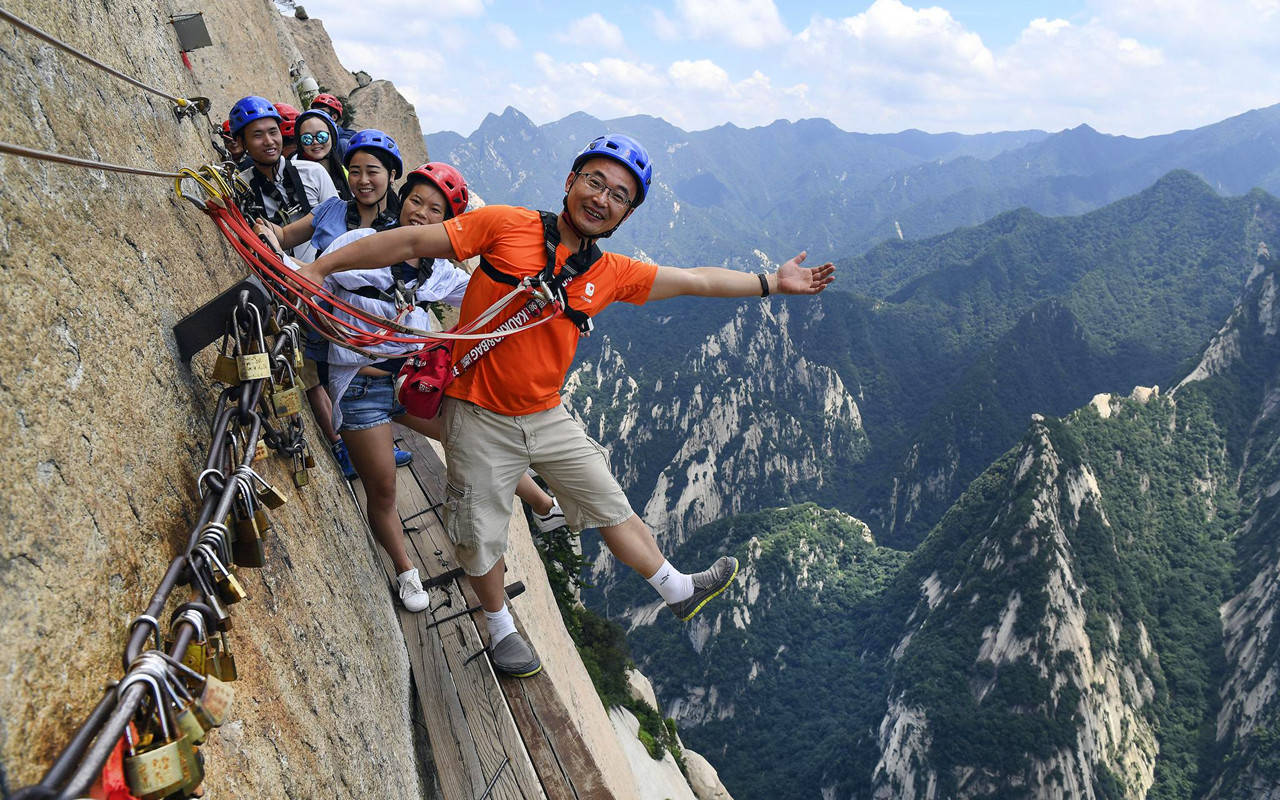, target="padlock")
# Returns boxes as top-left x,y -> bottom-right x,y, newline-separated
198,673 -> 236,723
236,462 -> 289,510
233,304 -> 272,382
188,562 -> 232,632
140,655 -> 208,750
252,437 -> 269,462
194,543 -> 245,605
165,633 -> 207,677
198,522 -> 233,566
272,384 -> 303,418
256,481 -> 289,510
211,354 -> 242,385
210,332 -> 242,386
170,608 -> 210,677
120,673 -> 187,800
147,655 -> 206,796
207,633 -> 239,683
231,489 -> 265,569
